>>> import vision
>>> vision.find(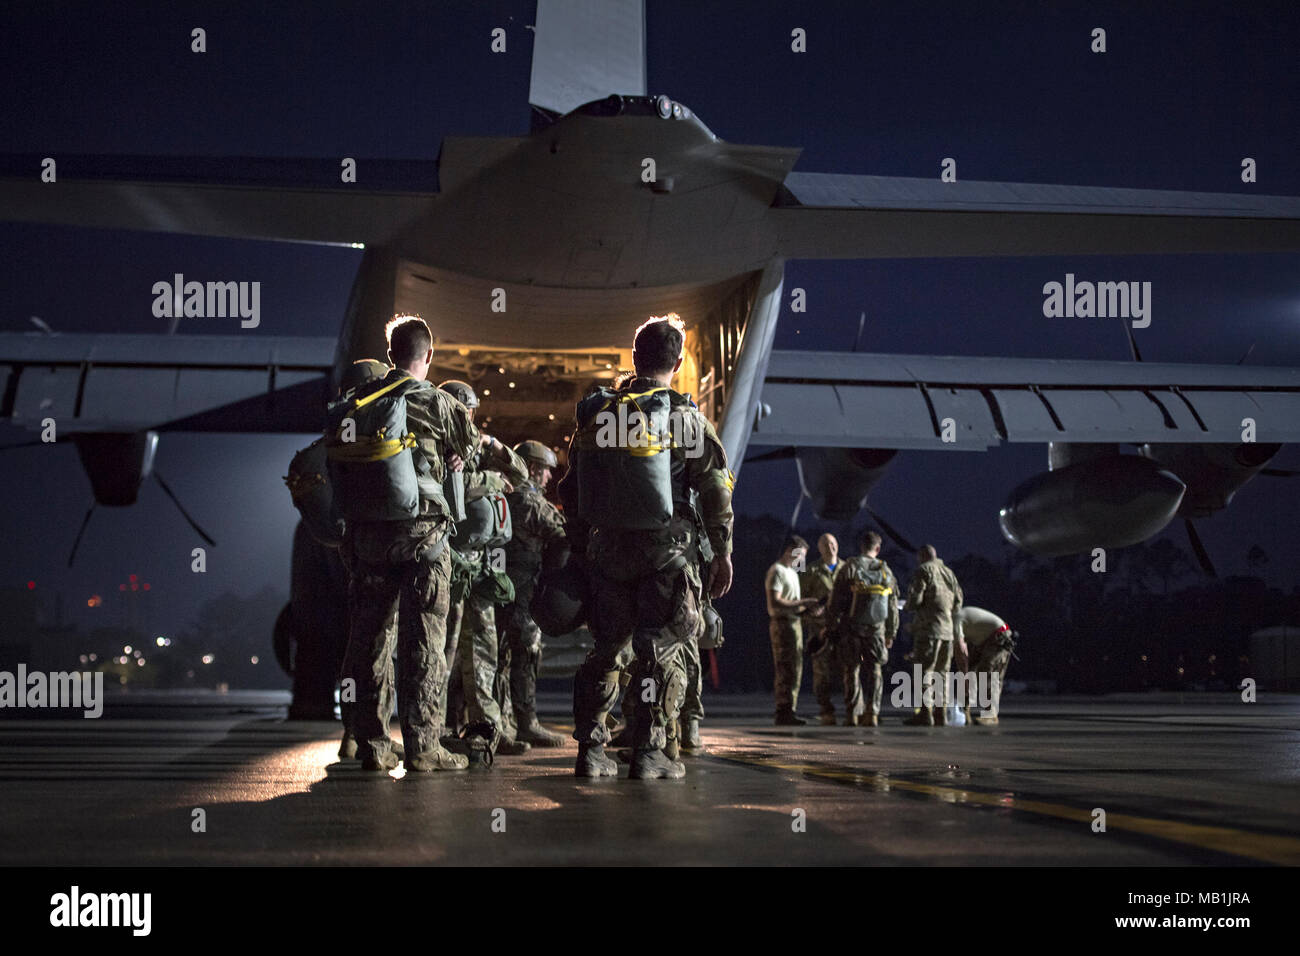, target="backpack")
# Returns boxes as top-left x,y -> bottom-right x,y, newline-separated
849,559 -> 892,629
324,374 -> 427,522
573,385 -> 675,530
450,491 -> 513,551
284,438 -> 345,547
